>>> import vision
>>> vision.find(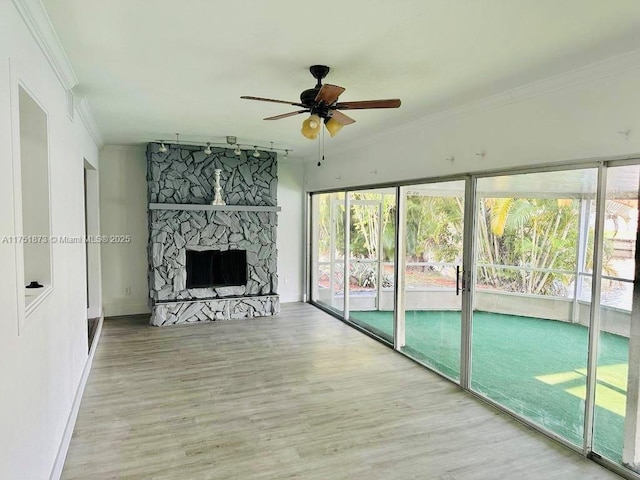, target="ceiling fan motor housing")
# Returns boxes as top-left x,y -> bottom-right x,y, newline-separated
300,87 -> 321,107
300,65 -> 332,108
